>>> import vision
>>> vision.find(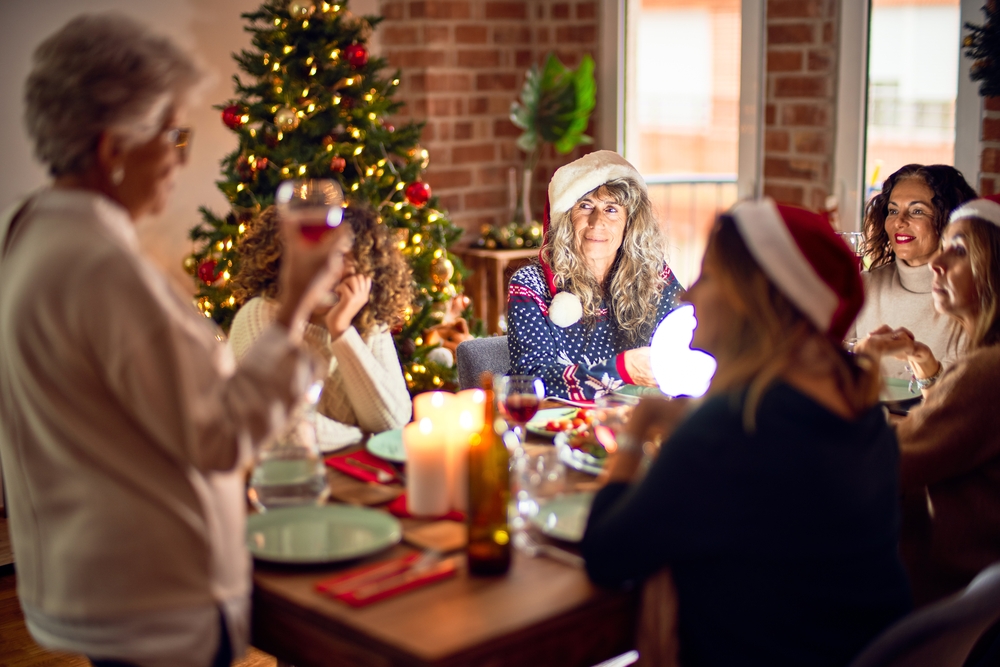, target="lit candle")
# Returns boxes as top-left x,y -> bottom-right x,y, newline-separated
413,391 -> 456,423
402,418 -> 449,517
